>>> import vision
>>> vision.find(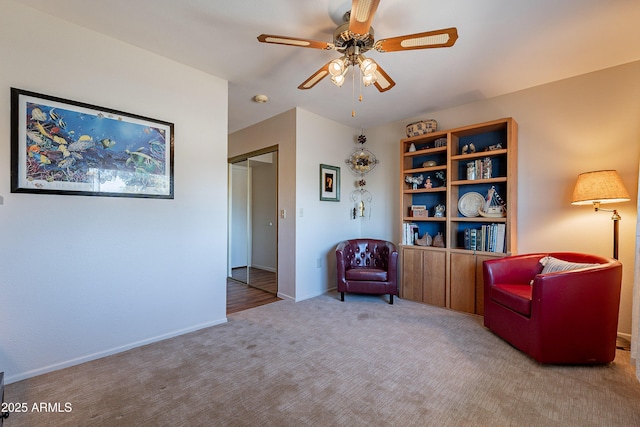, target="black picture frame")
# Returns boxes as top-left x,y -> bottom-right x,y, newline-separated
11,88 -> 174,199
